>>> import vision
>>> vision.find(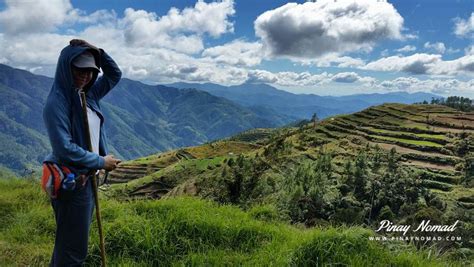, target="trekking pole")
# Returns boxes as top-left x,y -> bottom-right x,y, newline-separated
80,91 -> 107,267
